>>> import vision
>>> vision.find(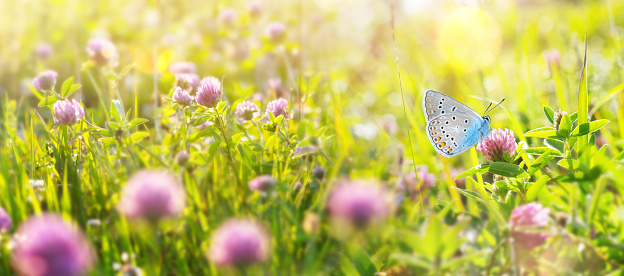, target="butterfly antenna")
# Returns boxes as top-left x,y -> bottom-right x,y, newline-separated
485,98 -> 506,115
483,102 -> 493,115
